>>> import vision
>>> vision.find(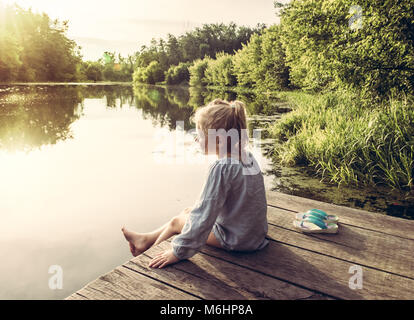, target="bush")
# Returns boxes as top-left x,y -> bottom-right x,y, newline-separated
278,0 -> 414,99
133,60 -> 164,84
165,62 -> 190,85
204,52 -> 236,87
85,62 -> 103,81
232,25 -> 290,92
189,58 -> 210,87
